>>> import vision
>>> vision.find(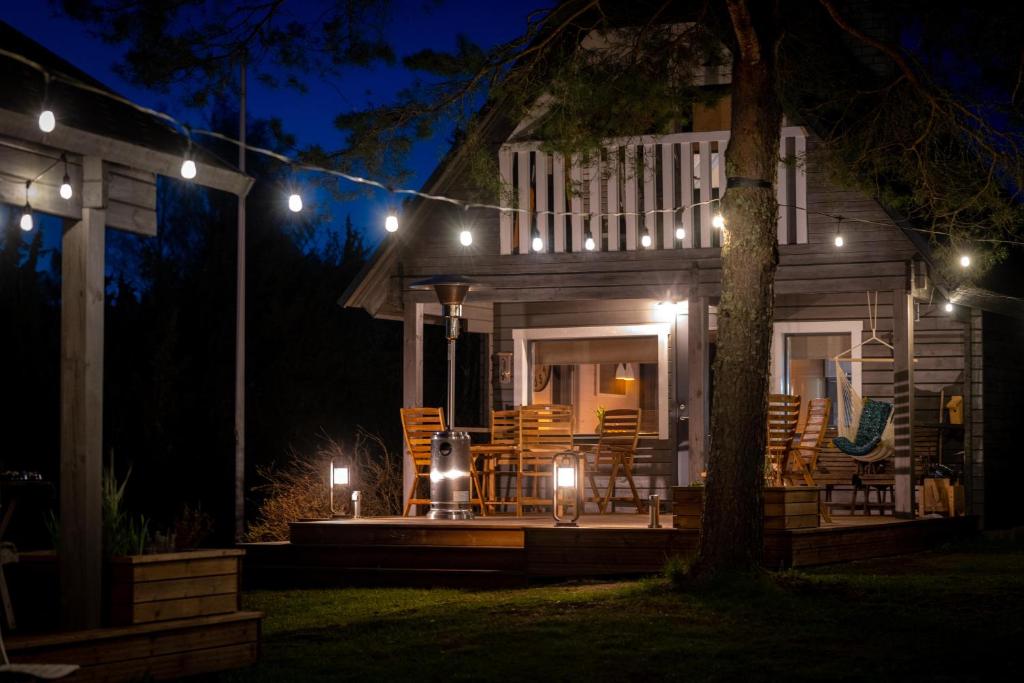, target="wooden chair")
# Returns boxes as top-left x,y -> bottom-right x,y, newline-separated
782,397 -> 833,522
766,394 -> 801,486
517,404 -> 574,515
400,407 -> 445,517
582,408 -> 644,513
475,409 -> 520,514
